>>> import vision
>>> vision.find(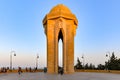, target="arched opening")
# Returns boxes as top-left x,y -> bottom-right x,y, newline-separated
58,29 -> 63,73
58,29 -> 63,42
